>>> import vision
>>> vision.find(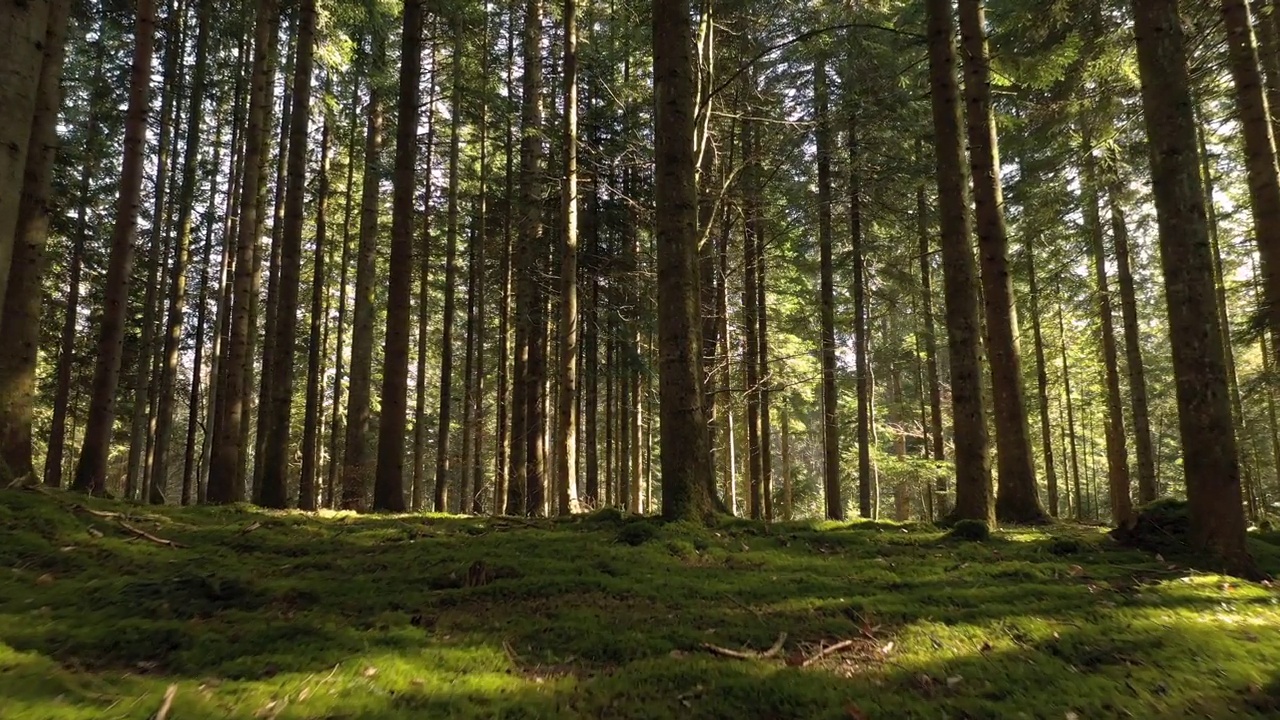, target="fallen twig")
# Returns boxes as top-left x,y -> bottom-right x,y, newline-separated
801,639 -> 857,667
74,505 -> 126,520
239,521 -> 263,535
152,684 -> 177,720
701,632 -> 787,660
119,521 -> 186,548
